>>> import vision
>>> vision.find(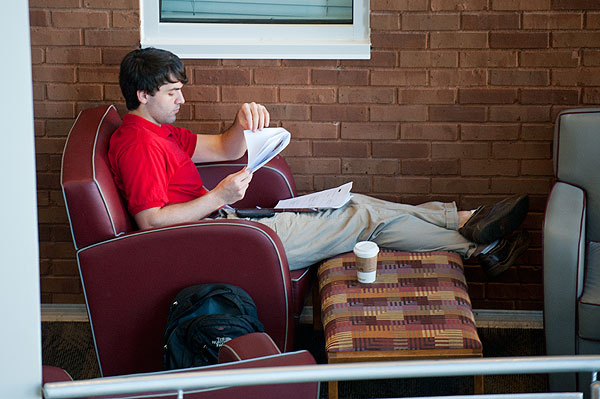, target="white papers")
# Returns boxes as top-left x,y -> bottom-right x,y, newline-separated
244,127 -> 291,172
275,182 -> 353,210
